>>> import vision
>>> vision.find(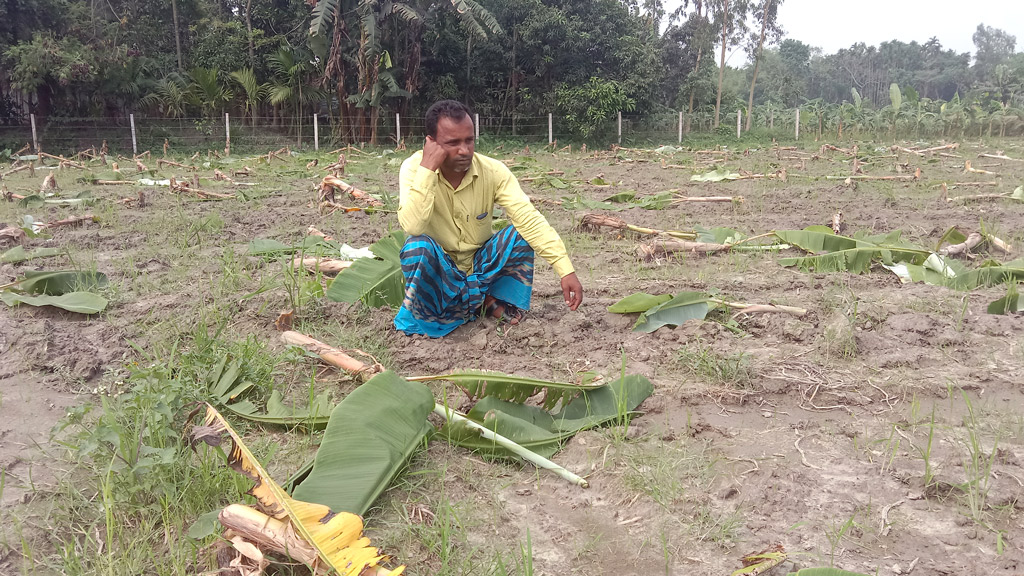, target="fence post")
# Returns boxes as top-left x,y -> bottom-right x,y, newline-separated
225,113 -> 231,156
678,111 -> 683,143
130,113 -> 137,155
313,114 -> 319,151
795,108 -> 800,140
737,110 -> 741,138
30,114 -> 39,153
770,109 -> 774,130
474,113 -> 480,141
548,113 -> 553,145
617,111 -> 622,145
395,113 -> 400,146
